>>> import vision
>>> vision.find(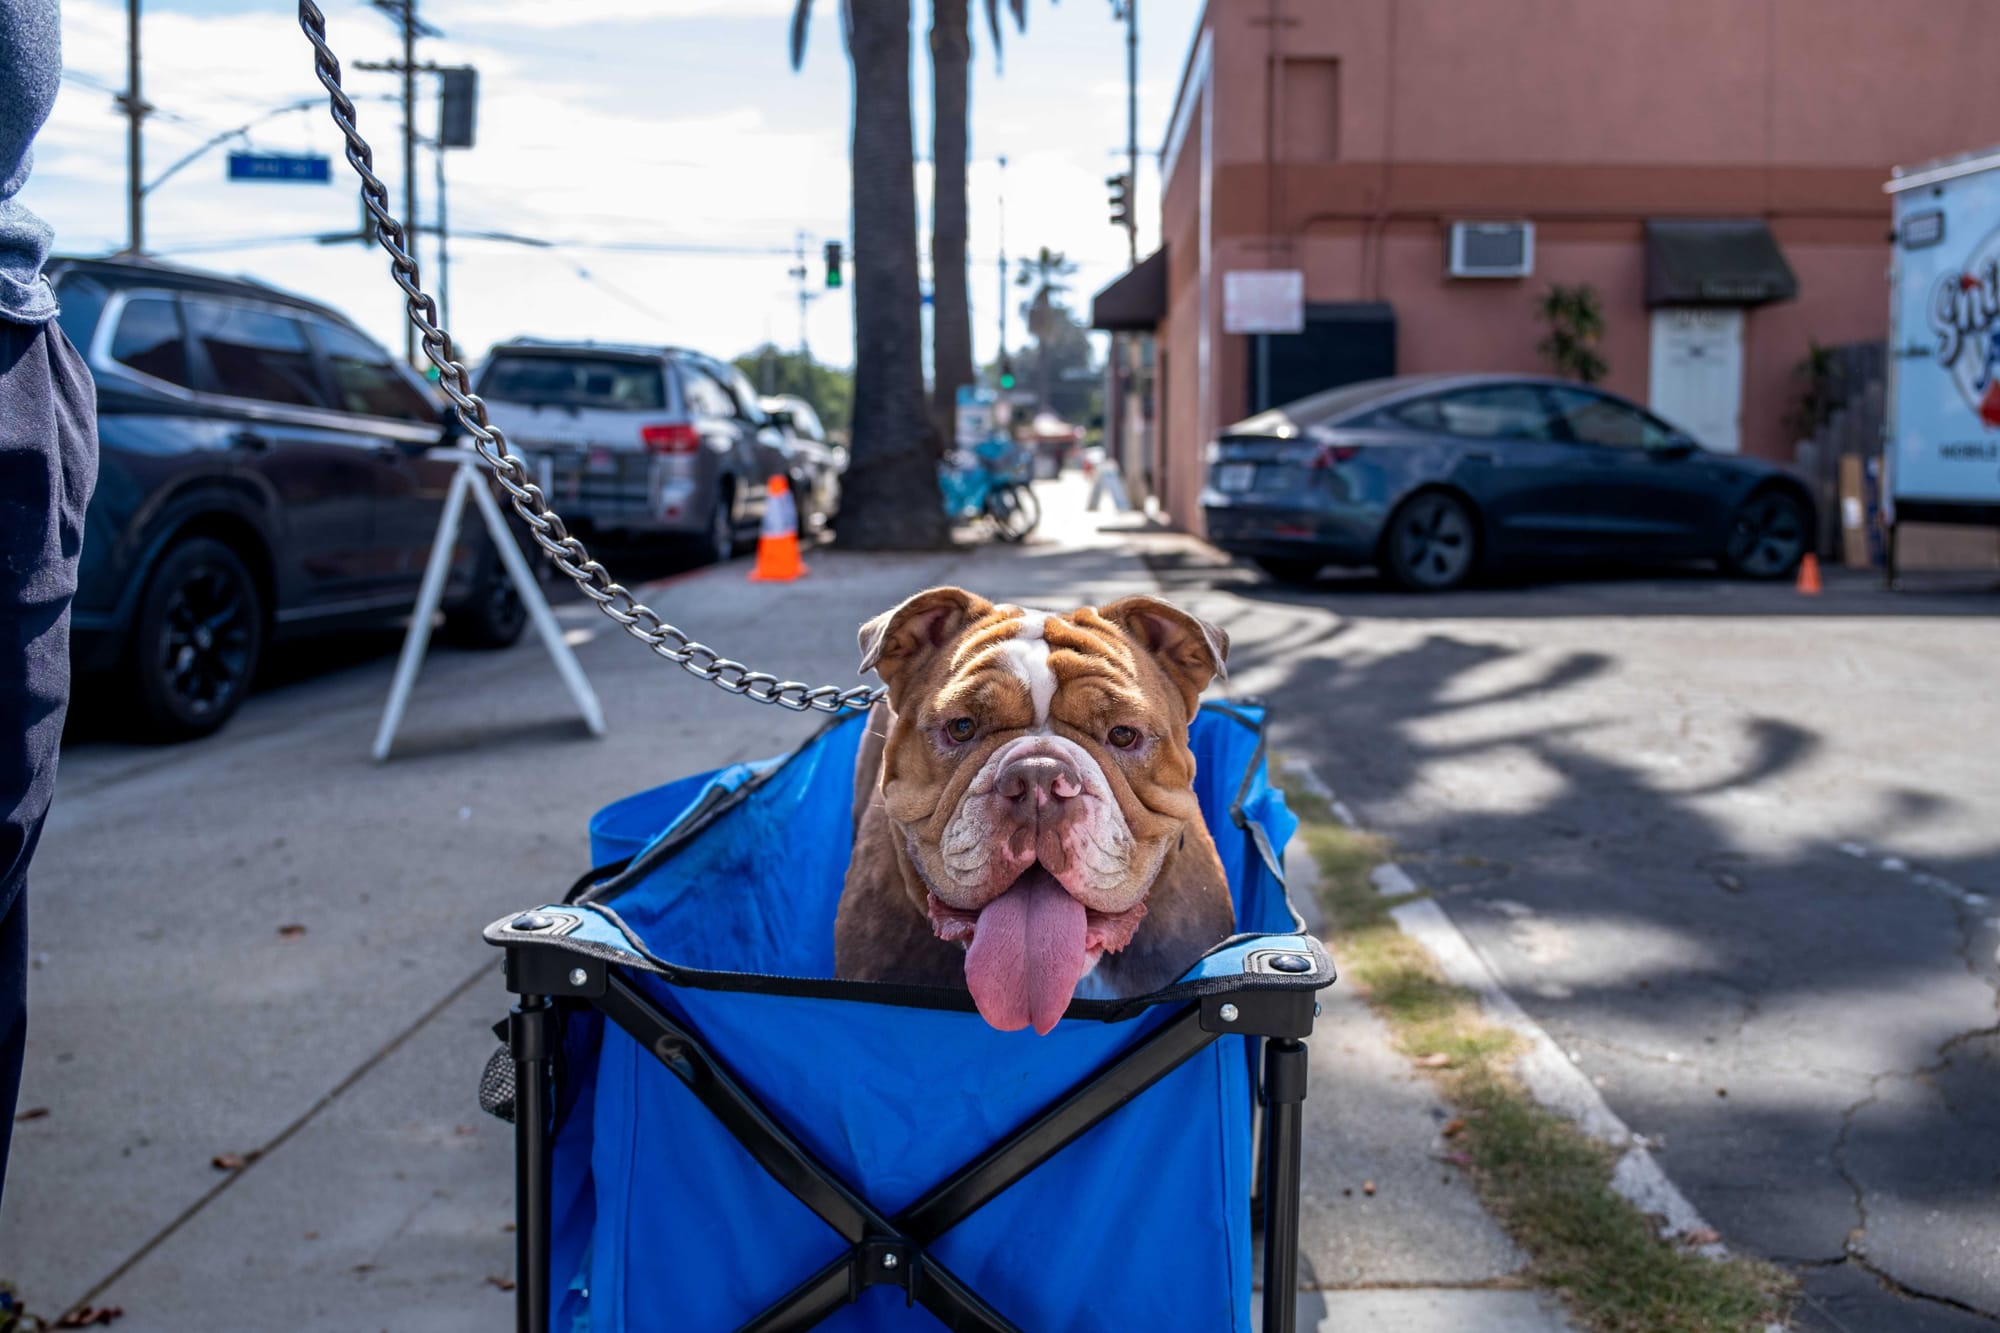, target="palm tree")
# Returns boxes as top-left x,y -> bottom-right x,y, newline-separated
791,0 -> 951,549
928,1 -> 1025,453
1017,245 -> 1077,418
